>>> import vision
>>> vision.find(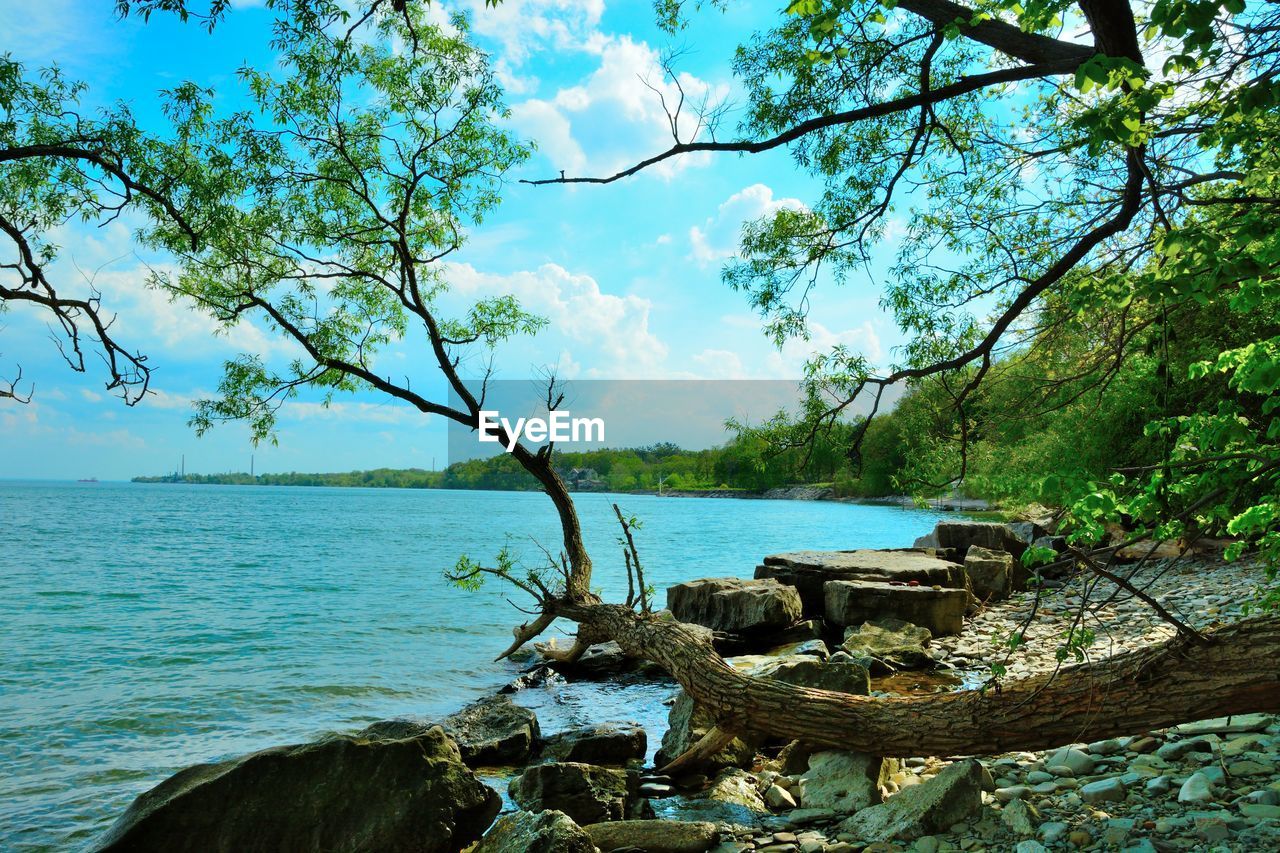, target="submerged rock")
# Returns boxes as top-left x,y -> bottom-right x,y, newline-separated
757,550 -> 965,616
508,761 -> 642,825
824,579 -> 968,636
586,819 -> 719,853
836,759 -> 984,842
841,618 -> 934,672
93,725 -> 499,853
542,723 -> 647,765
475,809 -> 594,853
666,577 -> 803,634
